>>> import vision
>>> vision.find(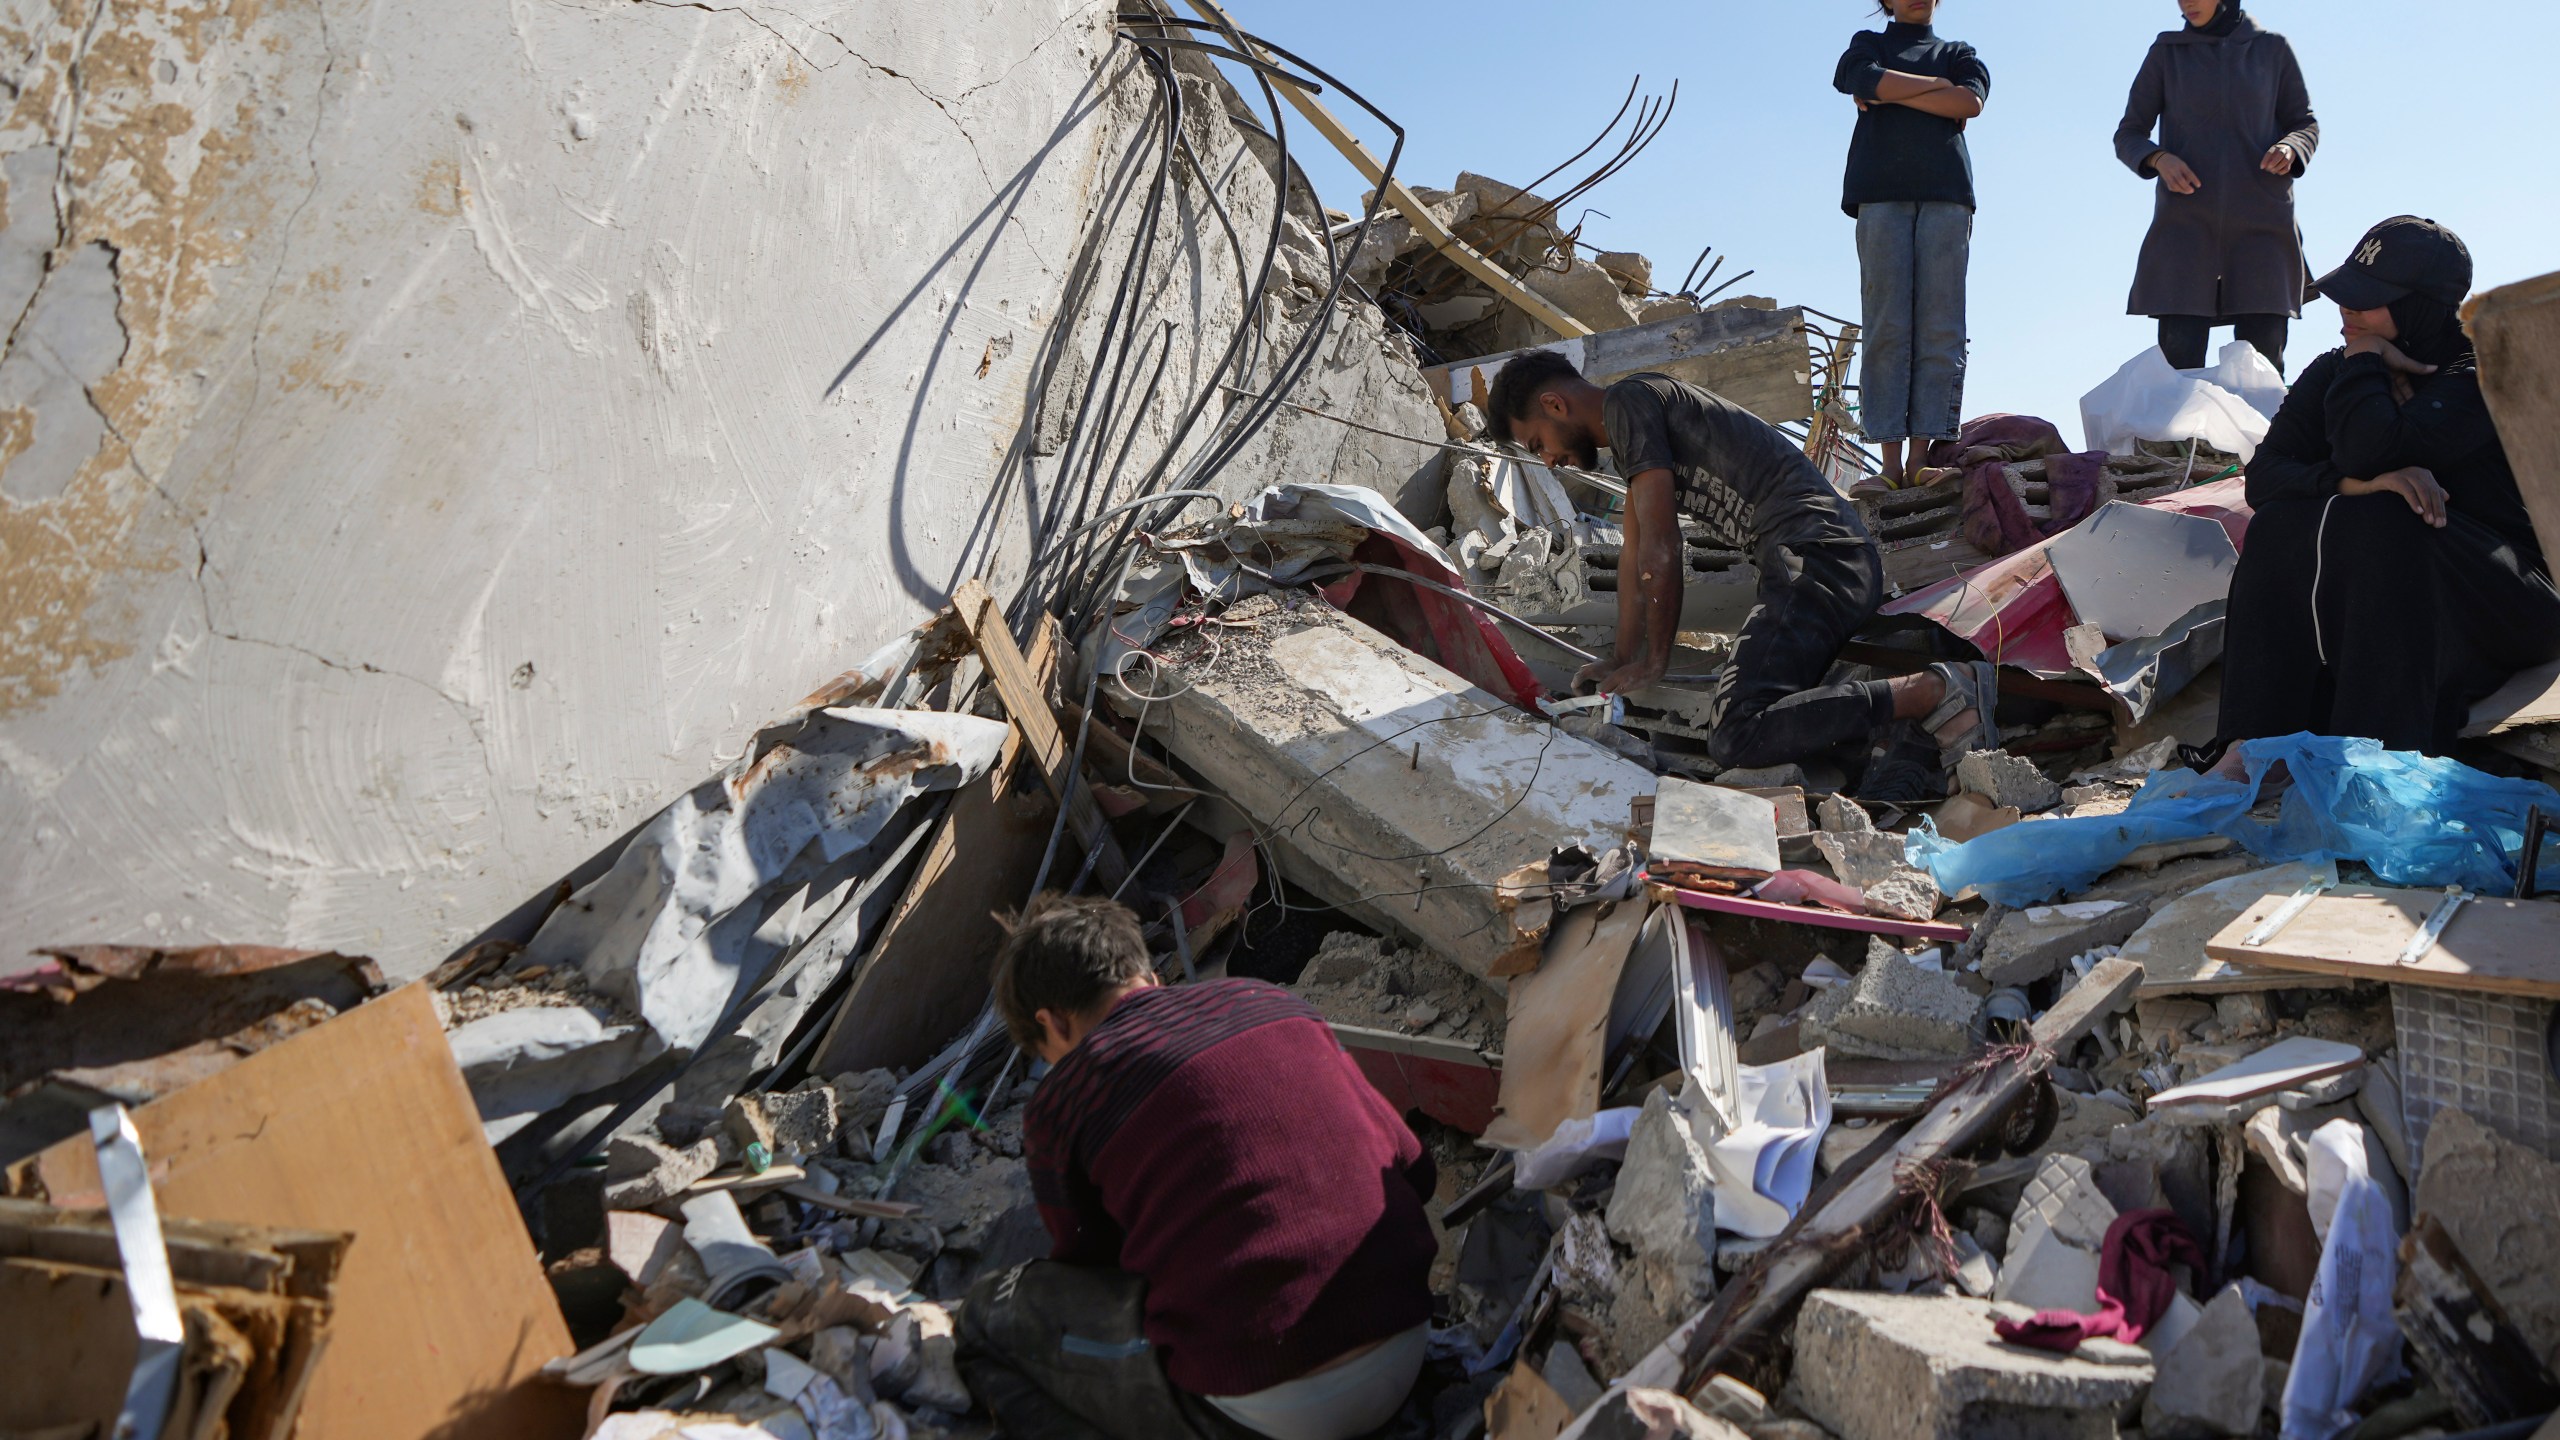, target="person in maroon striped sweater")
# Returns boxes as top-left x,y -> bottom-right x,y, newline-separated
955,895 -> 1438,1440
